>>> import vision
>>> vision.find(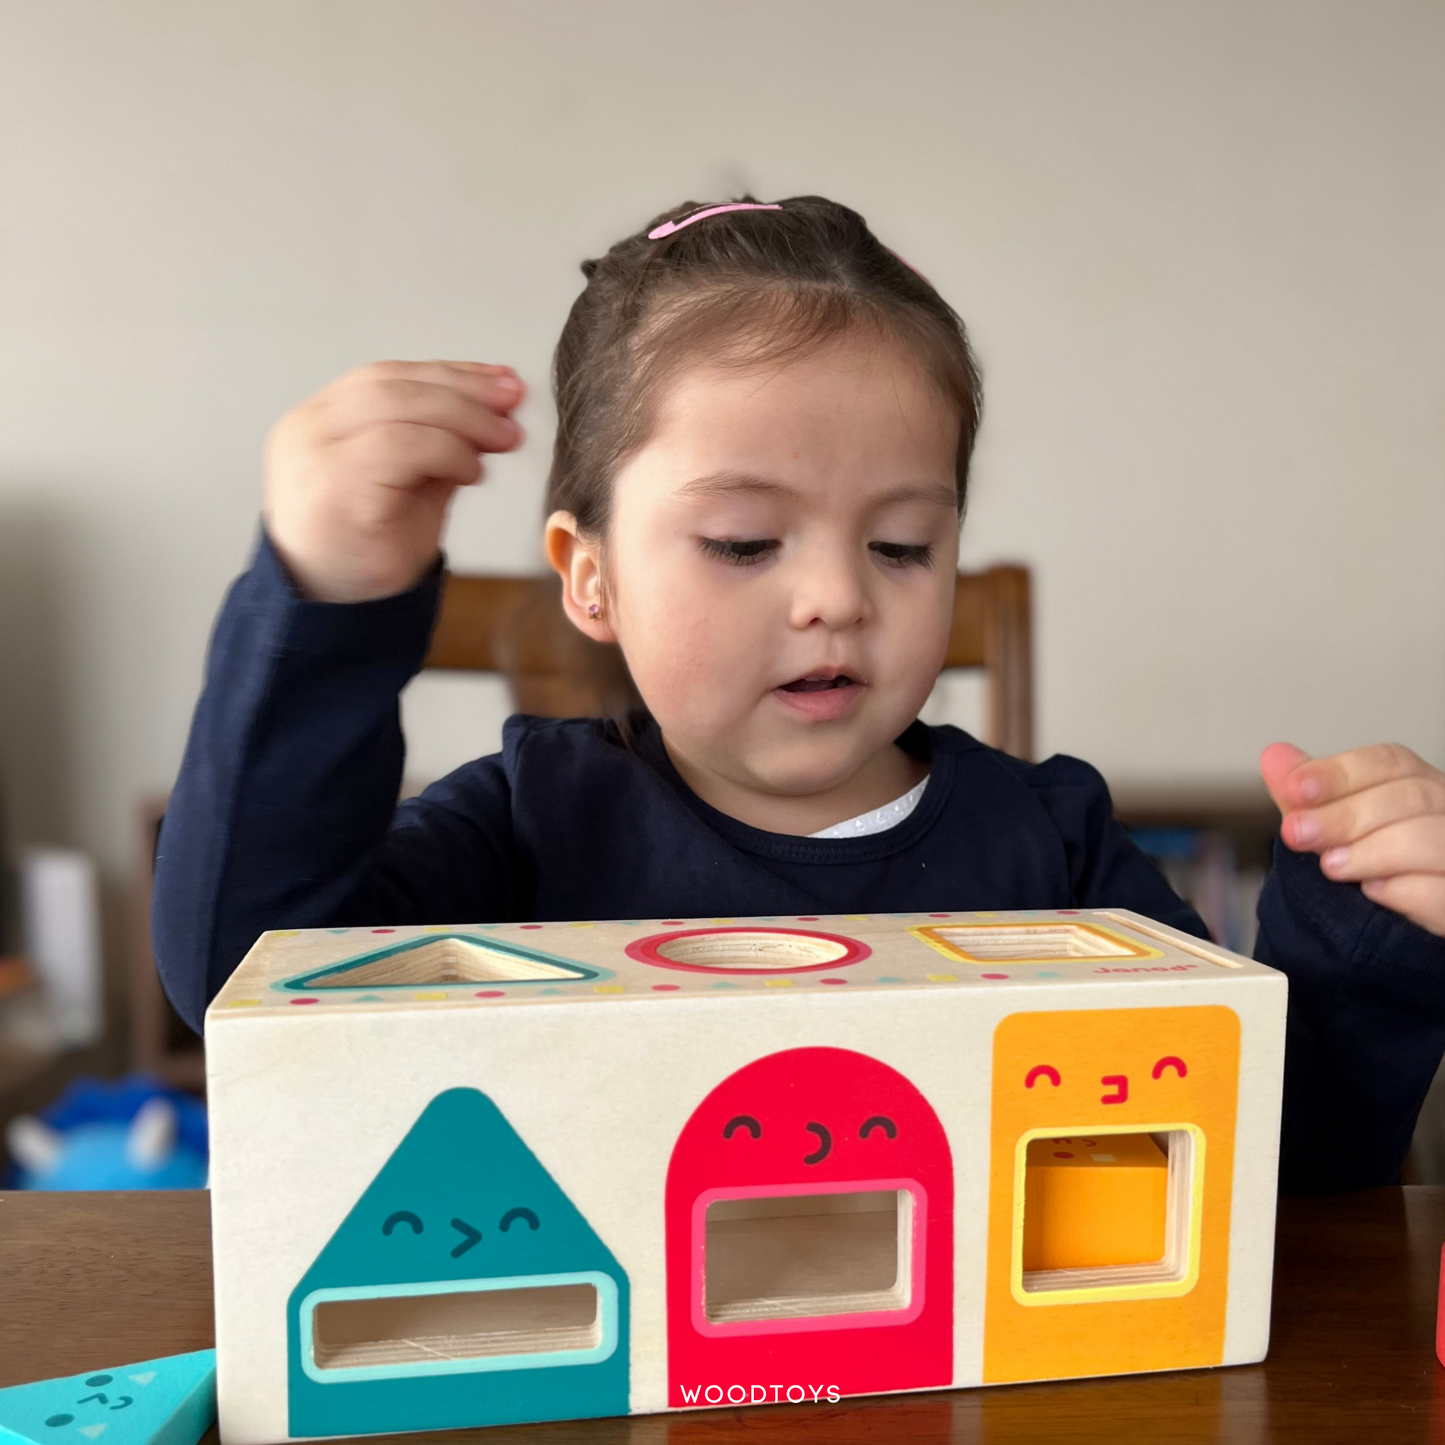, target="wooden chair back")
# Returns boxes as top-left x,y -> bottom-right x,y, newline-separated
426,565 -> 1033,759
